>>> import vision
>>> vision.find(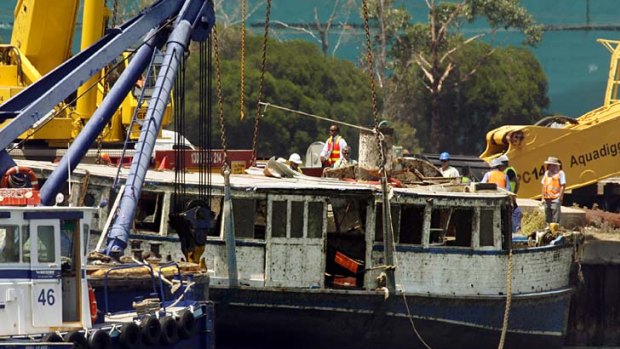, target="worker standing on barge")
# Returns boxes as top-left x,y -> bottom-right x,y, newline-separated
541,156 -> 566,224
